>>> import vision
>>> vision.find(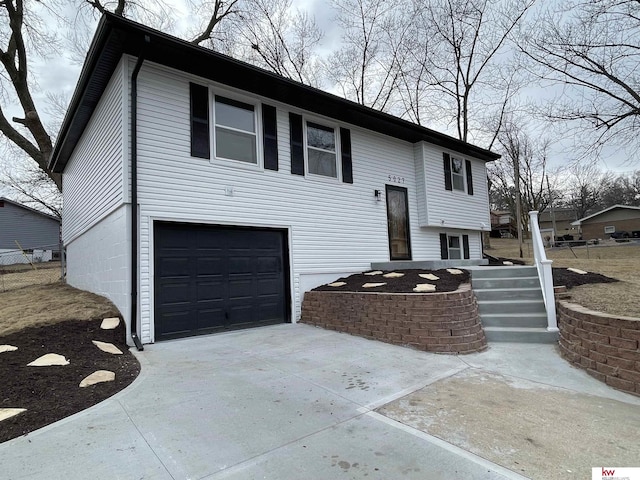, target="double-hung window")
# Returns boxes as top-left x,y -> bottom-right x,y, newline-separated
448,235 -> 462,259
306,121 -> 337,178
443,152 -> 474,195
451,157 -> 465,191
214,96 -> 258,164
439,233 -> 470,260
